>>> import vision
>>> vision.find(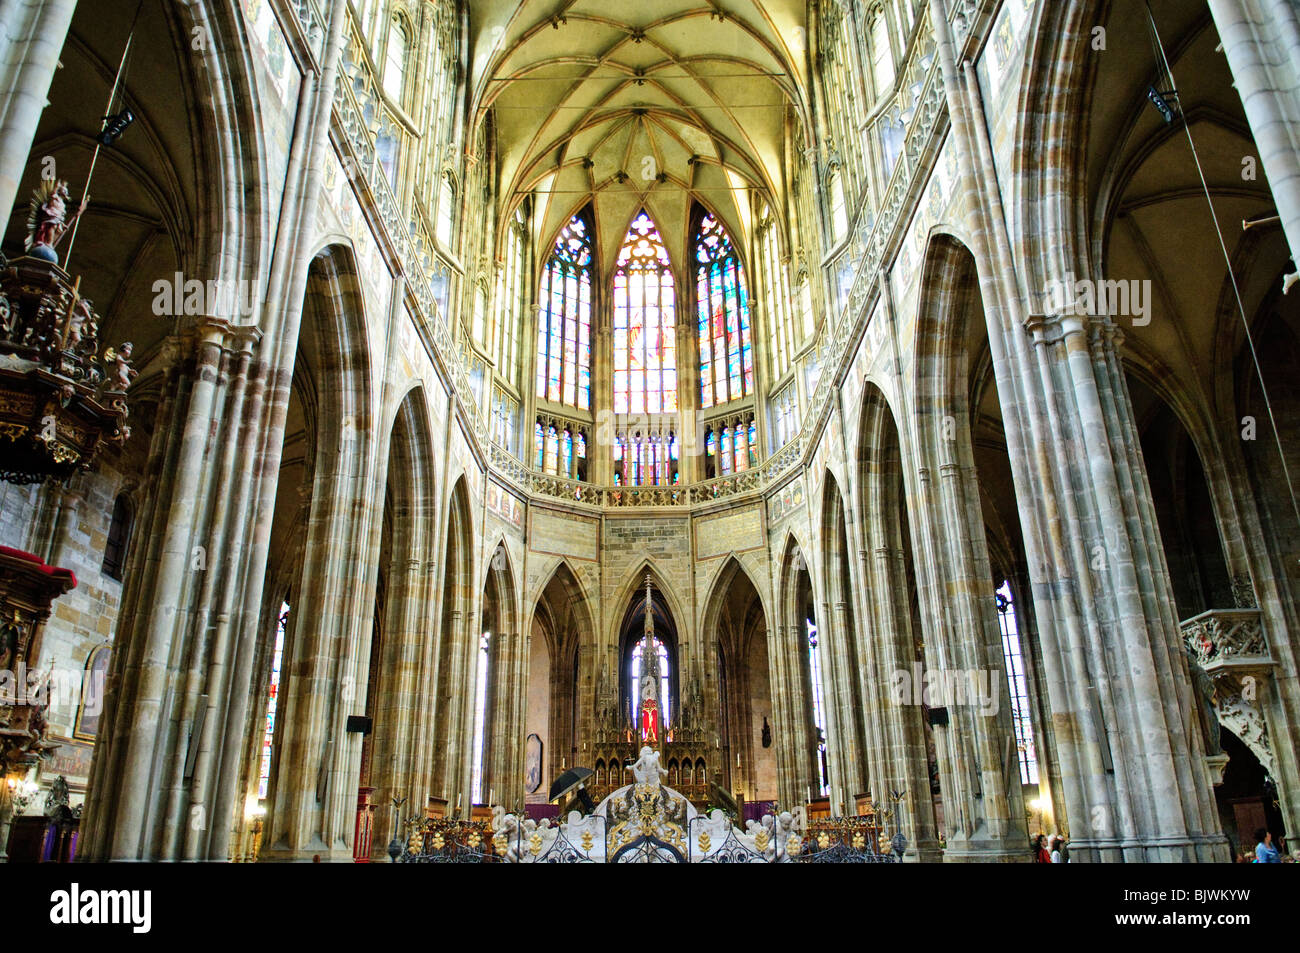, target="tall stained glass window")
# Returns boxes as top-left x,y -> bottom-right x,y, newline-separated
536,210 -> 593,409
614,211 -> 677,414
807,616 -> 829,797
470,631 -> 490,804
996,580 -> 1039,785
383,15 -> 410,103
630,637 -> 672,729
695,210 -> 753,407
258,600 -> 290,800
